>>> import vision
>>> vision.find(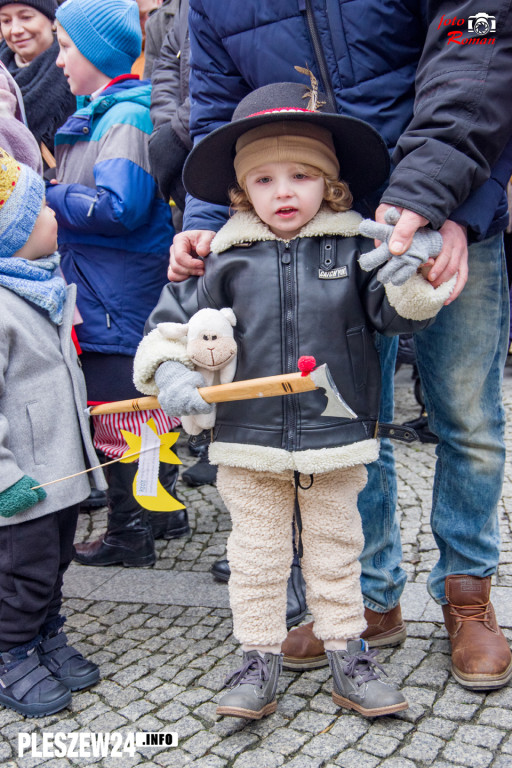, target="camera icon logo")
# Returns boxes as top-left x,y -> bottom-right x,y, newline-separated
468,12 -> 497,35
